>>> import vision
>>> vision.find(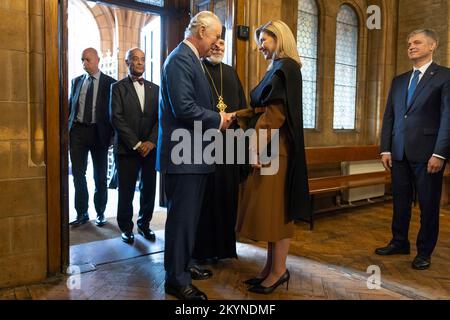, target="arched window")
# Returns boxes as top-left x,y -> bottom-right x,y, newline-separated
333,5 -> 358,130
297,0 -> 319,129
68,0 -> 101,94
141,16 -> 161,85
